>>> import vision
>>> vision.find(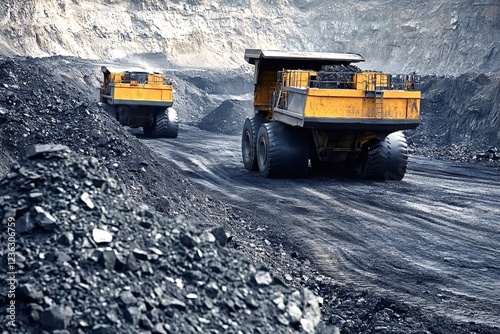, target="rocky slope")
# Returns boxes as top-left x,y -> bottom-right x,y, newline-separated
0,144 -> 321,334
408,73 -> 500,161
1,0 -> 498,74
